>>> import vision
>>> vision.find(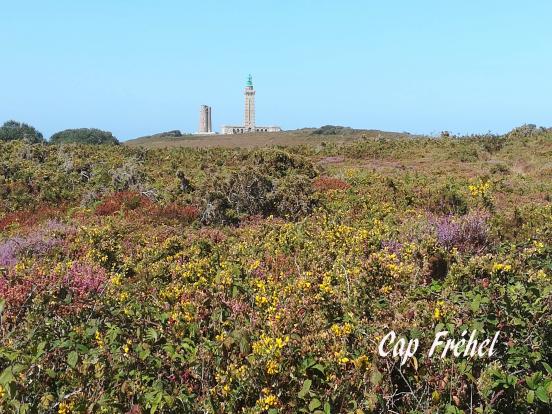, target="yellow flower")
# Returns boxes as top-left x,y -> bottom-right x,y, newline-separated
354,355 -> 370,370
492,263 -> 512,273
95,331 -> 104,350
266,360 -> 280,375
58,401 -> 75,414
334,350 -> 351,365
433,307 -> 441,320
252,334 -> 289,357
257,389 -> 279,410
469,180 -> 491,198
255,294 -> 269,307
379,285 -> 392,294
330,323 -> 353,338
